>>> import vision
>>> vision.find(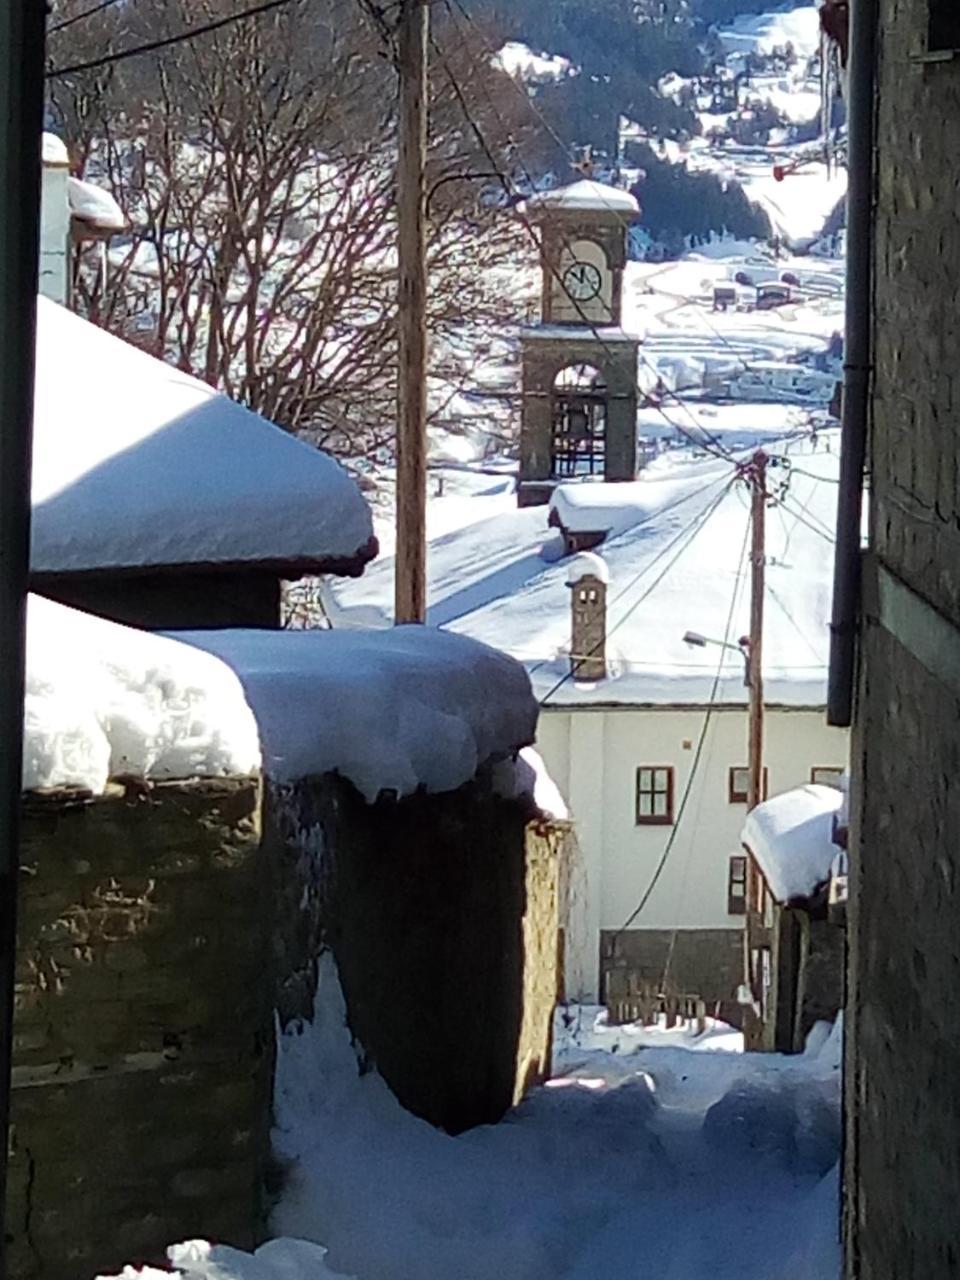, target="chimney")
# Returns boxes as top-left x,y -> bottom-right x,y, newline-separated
566,553 -> 609,682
